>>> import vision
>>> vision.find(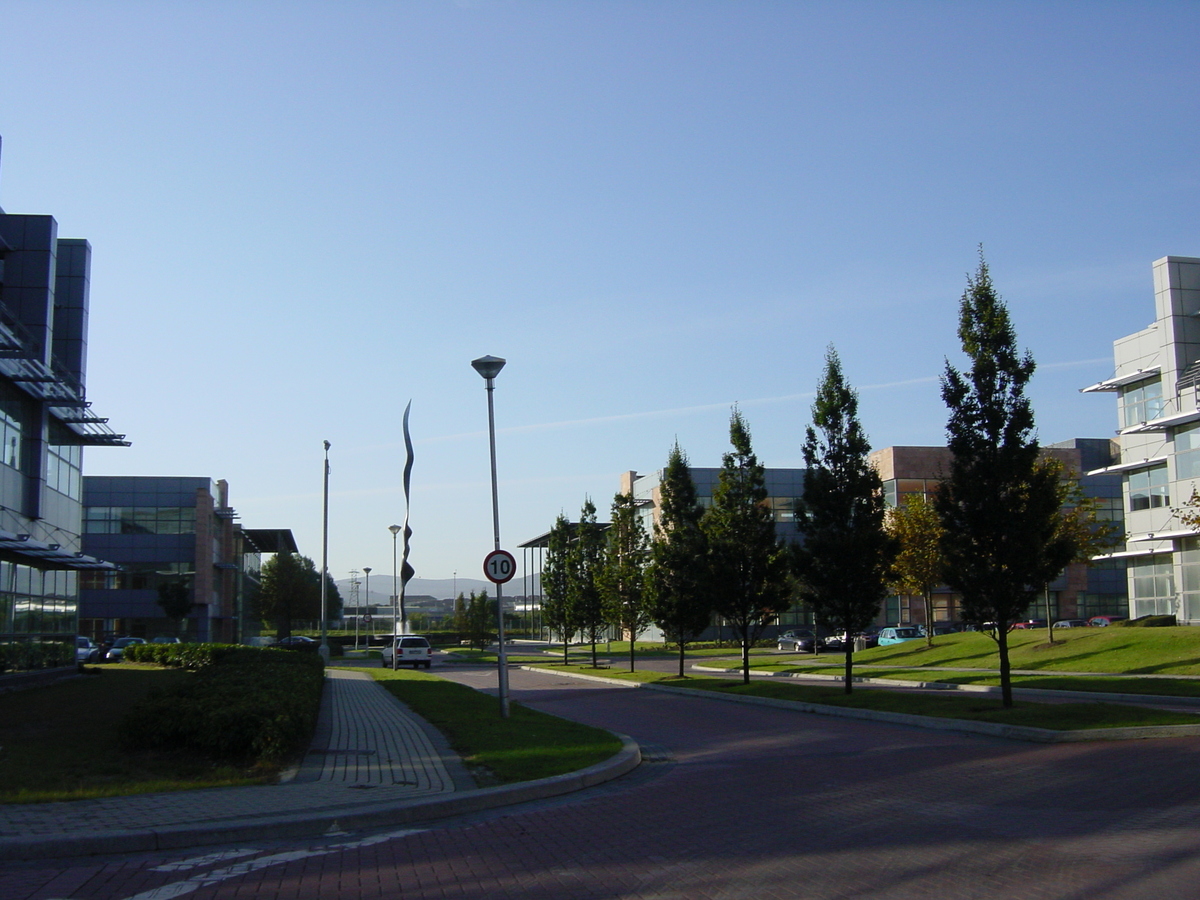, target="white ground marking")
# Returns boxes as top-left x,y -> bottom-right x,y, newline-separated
110,828 -> 427,900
